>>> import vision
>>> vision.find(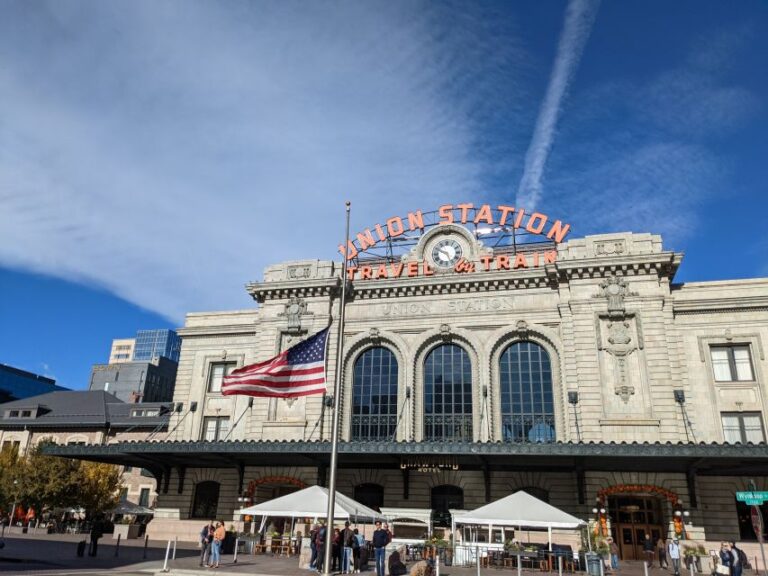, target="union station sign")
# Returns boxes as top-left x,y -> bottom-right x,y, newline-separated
339,203 -> 571,281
